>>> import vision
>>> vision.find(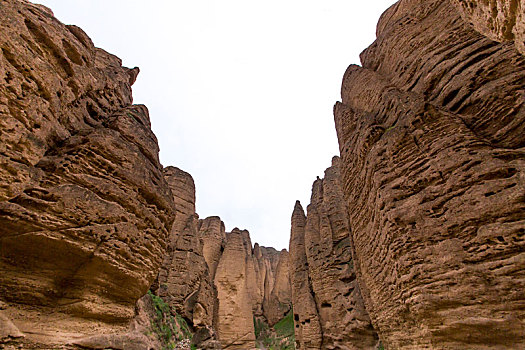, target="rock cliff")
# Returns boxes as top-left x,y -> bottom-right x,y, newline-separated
214,229 -> 257,349
334,0 -> 525,348
209,226 -> 292,349
0,0 -> 175,347
289,158 -> 379,349
154,167 -> 220,349
289,201 -> 322,349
